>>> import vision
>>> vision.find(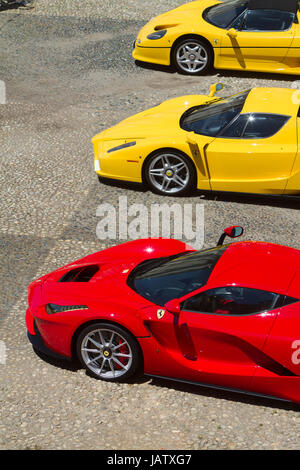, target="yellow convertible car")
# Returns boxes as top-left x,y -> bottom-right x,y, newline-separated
92,84 -> 300,196
132,0 -> 300,76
